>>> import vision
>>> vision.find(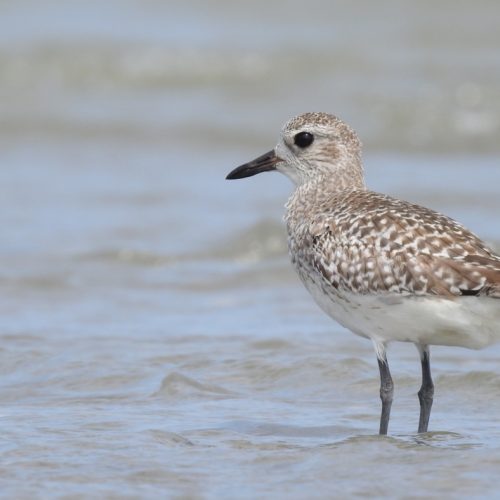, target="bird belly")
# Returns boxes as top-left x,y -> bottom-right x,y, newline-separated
300,270 -> 500,349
